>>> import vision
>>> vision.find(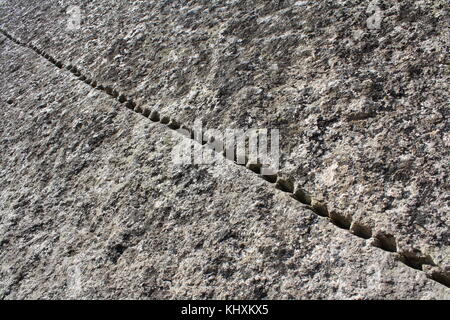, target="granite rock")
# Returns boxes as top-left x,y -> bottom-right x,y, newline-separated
0,0 -> 448,299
